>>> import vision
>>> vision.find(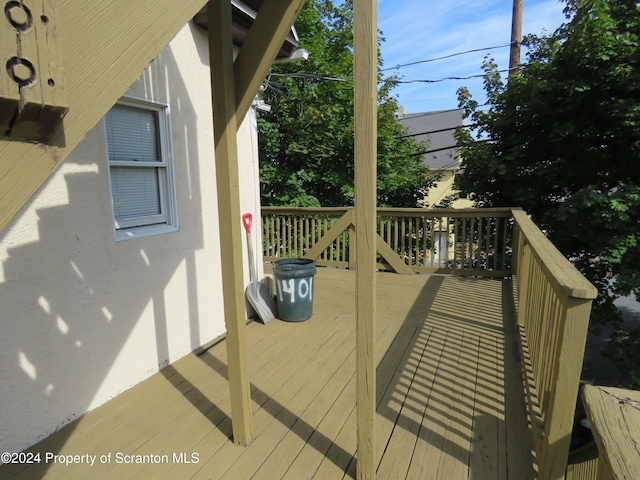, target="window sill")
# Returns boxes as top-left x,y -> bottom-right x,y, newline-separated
115,224 -> 179,242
